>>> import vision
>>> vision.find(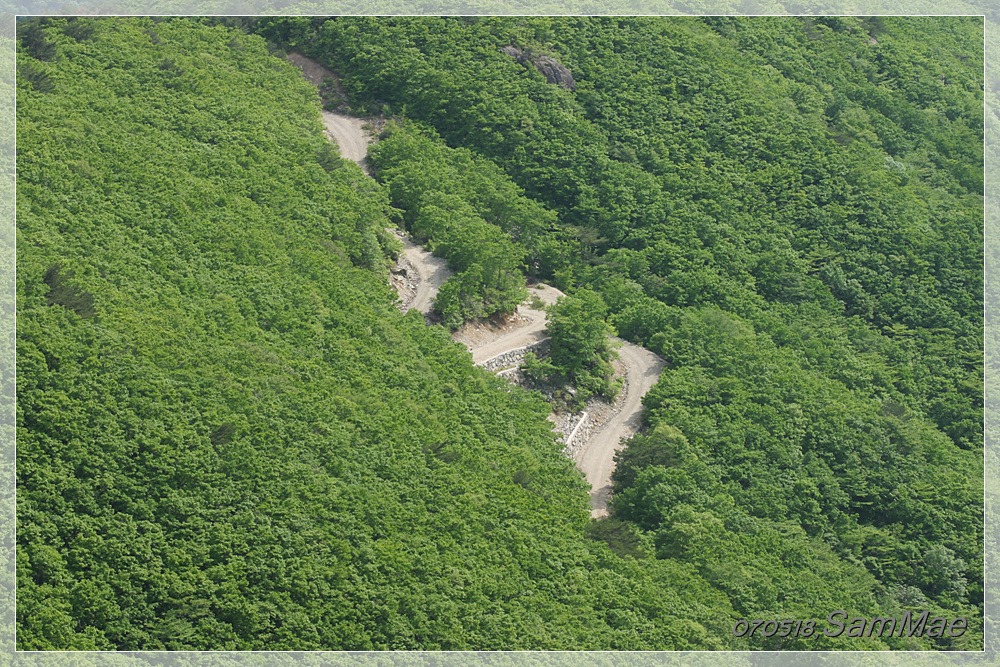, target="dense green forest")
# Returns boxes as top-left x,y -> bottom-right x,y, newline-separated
17,16 -> 983,651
